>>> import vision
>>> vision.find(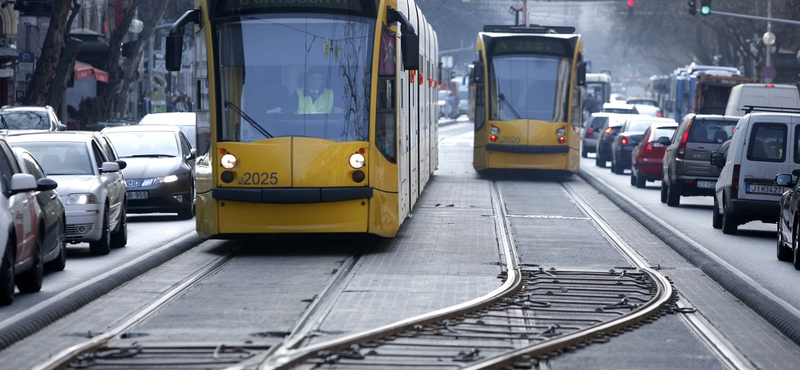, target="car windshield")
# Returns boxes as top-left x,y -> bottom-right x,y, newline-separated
217,14 -> 374,142
104,131 -> 180,158
14,141 -> 92,175
0,111 -> 49,130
